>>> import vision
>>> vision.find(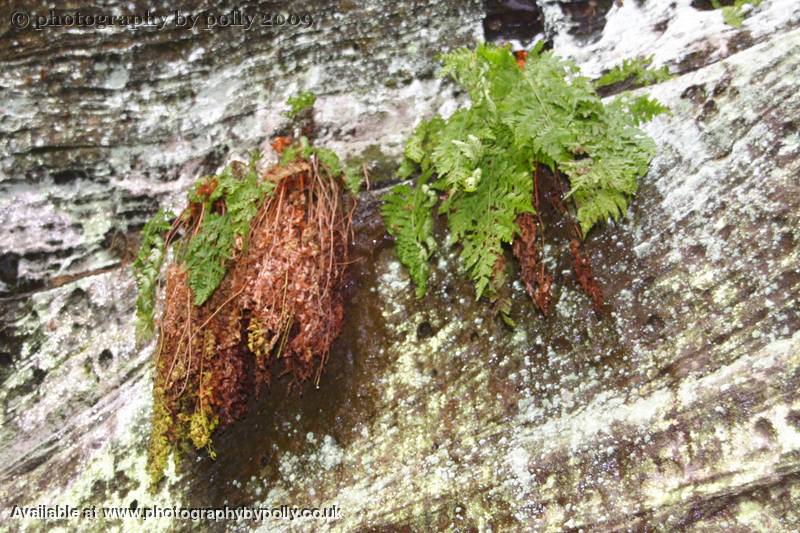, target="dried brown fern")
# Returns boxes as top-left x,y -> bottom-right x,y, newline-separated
147,157 -> 352,488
